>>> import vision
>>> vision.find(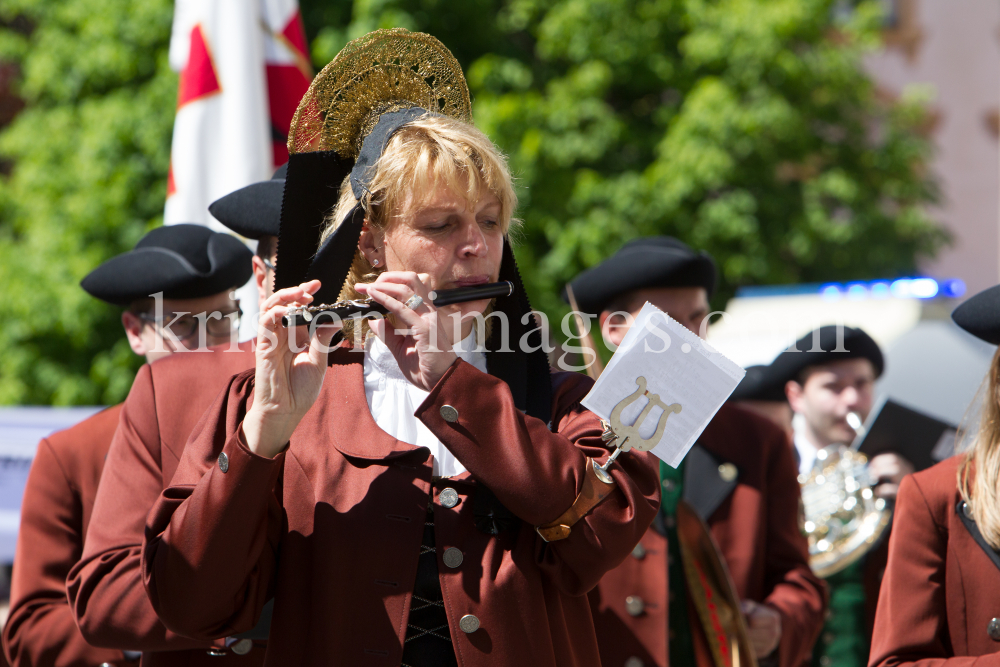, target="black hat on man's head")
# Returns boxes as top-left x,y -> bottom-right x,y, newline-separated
769,325 -> 885,384
952,284 -> 1000,345
208,164 -> 287,240
730,364 -> 789,403
565,236 -> 718,315
81,224 -> 253,307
